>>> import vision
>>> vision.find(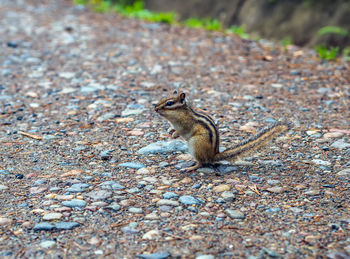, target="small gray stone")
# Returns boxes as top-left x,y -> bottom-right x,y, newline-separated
196,255 -> 215,259
100,150 -> 113,160
221,191 -> 235,201
136,251 -> 170,259
99,181 -> 125,190
34,222 -> 55,231
331,139 -> 350,149
80,83 -> 104,93
43,213 -> 63,221
97,113 -> 116,122
304,190 -> 320,196
264,118 -> 277,124
0,184 -> 8,191
106,202 -> 121,211
66,183 -> 89,193
216,165 -> 238,174
162,192 -> 179,199
267,179 -> 280,185
62,199 -> 87,208
157,199 -> 180,207
179,195 -> 200,205
40,240 -> 56,249
137,140 -> 187,155
289,207 -> 303,213
55,222 -> 80,230
129,207 -> 143,214
225,209 -> 245,219
119,162 -> 146,169
121,108 -> 144,117
121,226 -> 139,234
311,159 -> 331,166
86,190 -> 112,200
337,168 -> 350,176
